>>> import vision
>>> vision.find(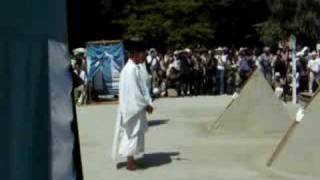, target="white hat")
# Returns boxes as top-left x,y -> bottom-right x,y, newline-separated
302,46 -> 309,52
263,46 -> 270,52
184,48 -> 191,53
309,51 -> 317,56
73,48 -> 86,55
239,47 -> 246,52
296,52 -> 303,57
149,48 -> 156,53
296,47 -> 309,57
216,47 -> 223,51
